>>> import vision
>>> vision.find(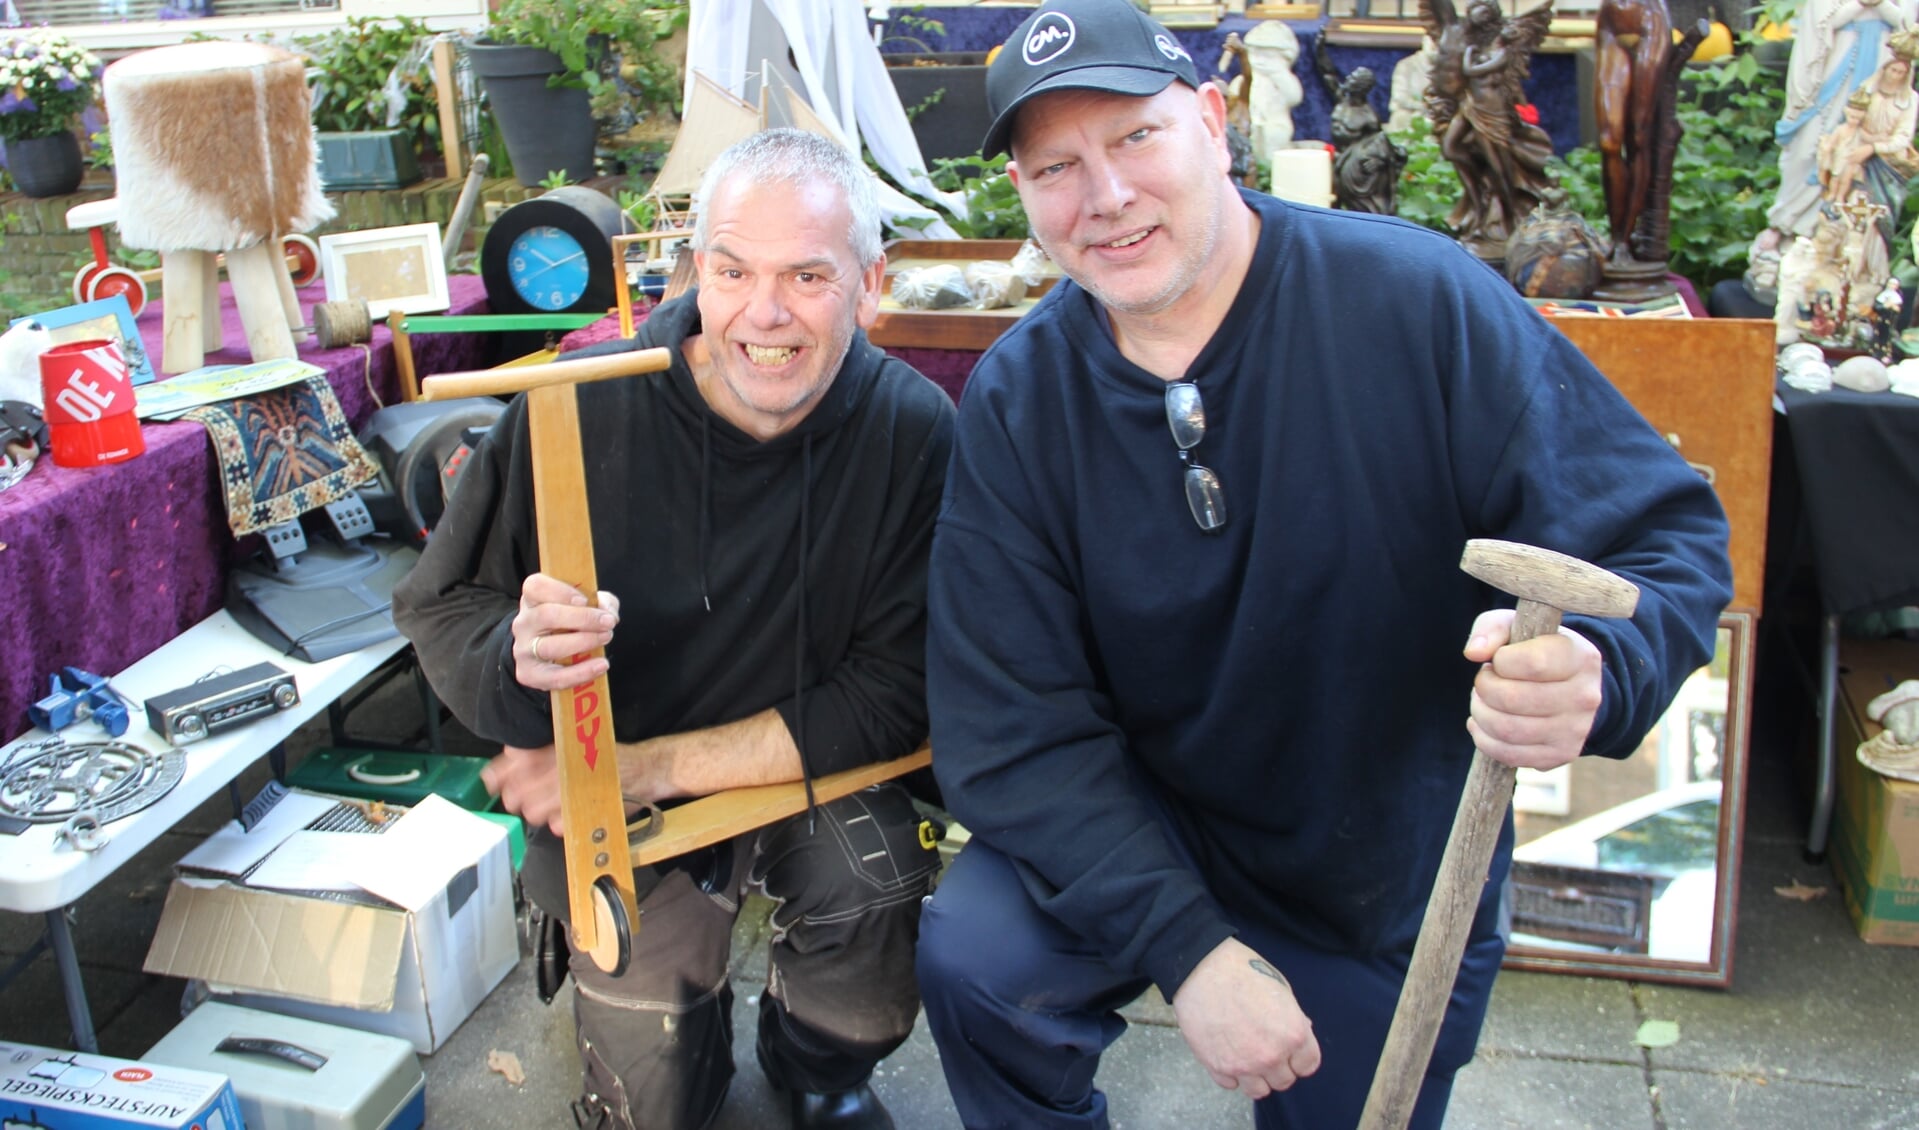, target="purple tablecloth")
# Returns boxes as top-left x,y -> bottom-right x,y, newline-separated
0,274 -> 491,744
